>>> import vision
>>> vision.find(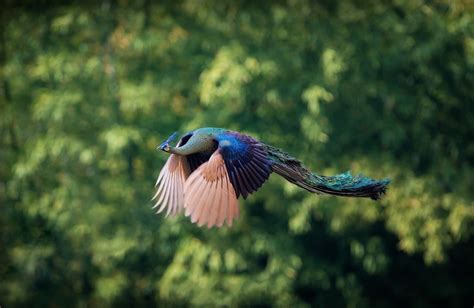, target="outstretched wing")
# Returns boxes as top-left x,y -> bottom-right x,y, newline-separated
217,131 -> 272,199
153,134 -> 192,216
182,132 -> 271,228
184,150 -> 240,228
